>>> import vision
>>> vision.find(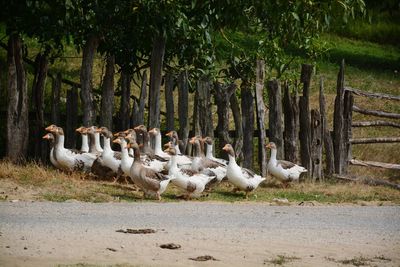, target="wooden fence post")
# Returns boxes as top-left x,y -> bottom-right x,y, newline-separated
100,55 -> 115,131
230,92 -> 243,163
197,76 -> 214,138
255,60 -> 267,177
319,77 -> 335,176
268,79 -> 284,159
177,71 -> 190,154
215,82 -> 236,151
299,64 -> 313,176
241,80 -> 254,169
51,73 -> 61,125
283,81 -> 298,163
131,70 -> 147,128
333,59 -> 346,174
343,90 -> 354,173
119,70 -> 131,131
311,109 -> 323,181
165,73 -> 175,131
66,86 -> 78,149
